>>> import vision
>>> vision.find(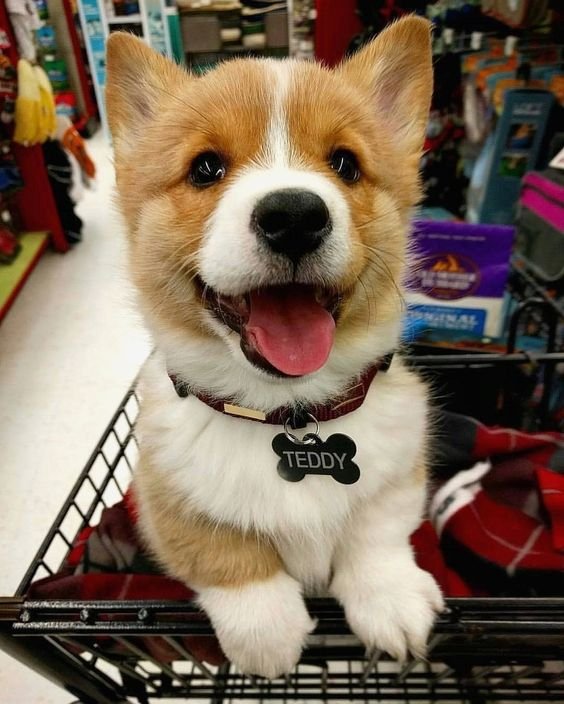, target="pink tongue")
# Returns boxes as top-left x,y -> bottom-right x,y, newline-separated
246,287 -> 335,376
